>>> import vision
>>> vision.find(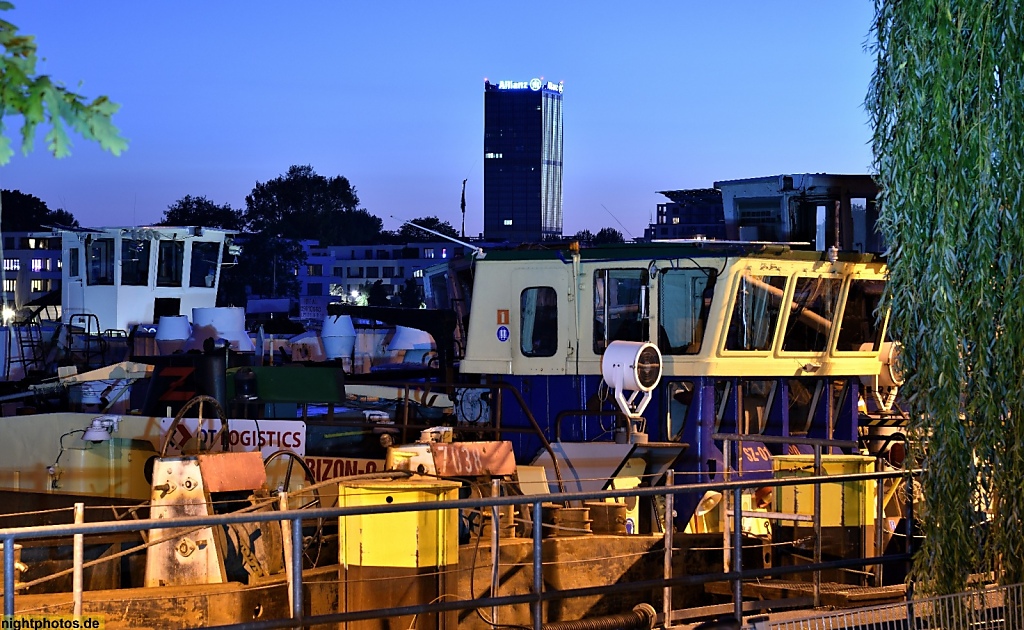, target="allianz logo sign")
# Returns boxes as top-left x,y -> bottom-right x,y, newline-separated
497,78 -> 564,93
